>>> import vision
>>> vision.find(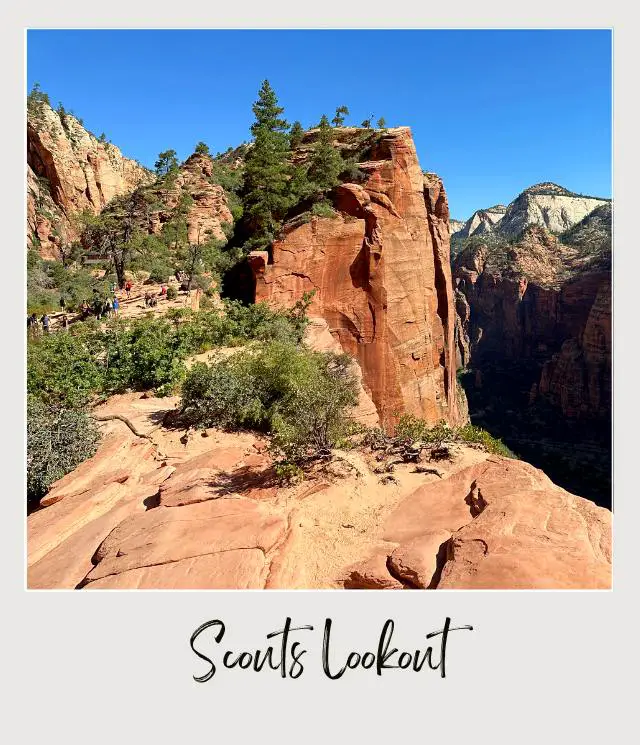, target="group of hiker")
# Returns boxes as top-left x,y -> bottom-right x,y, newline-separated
144,285 -> 166,307
28,279 -> 177,337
